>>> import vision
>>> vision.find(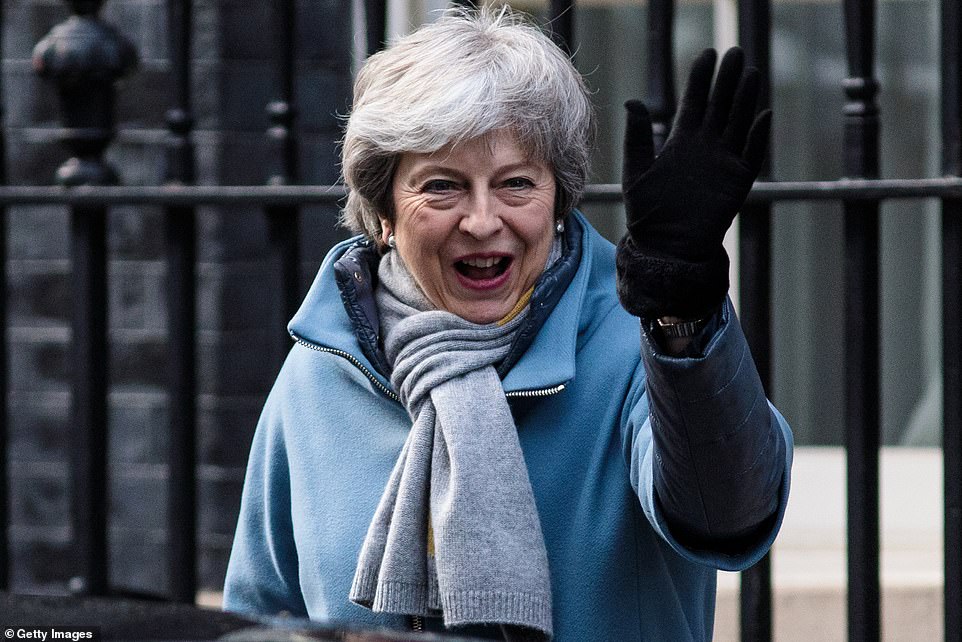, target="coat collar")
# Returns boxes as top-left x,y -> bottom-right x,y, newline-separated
500,213 -> 591,392
288,211 -> 596,396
